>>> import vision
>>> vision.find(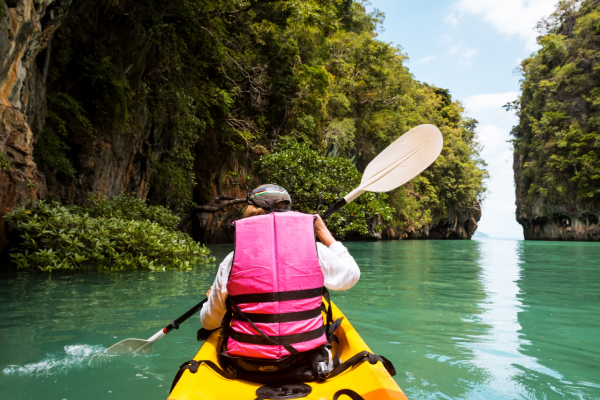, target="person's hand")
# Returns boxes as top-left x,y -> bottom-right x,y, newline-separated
314,215 -> 336,247
206,286 -> 212,298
